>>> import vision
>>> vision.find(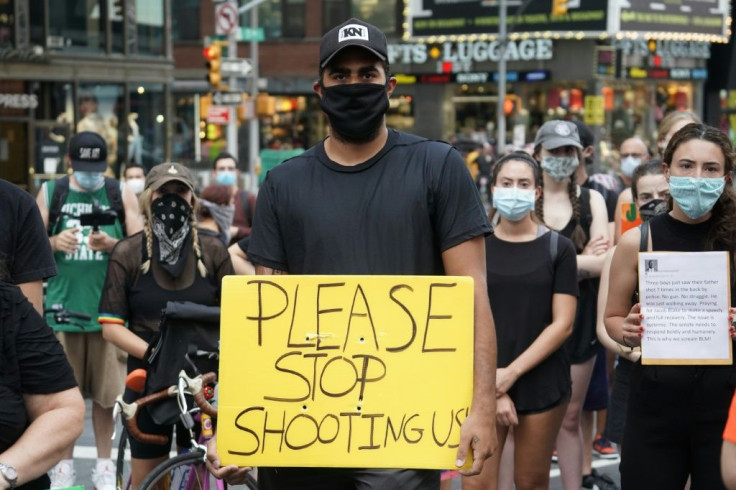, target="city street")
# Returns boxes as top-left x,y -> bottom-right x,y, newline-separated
72,401 -> 620,490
